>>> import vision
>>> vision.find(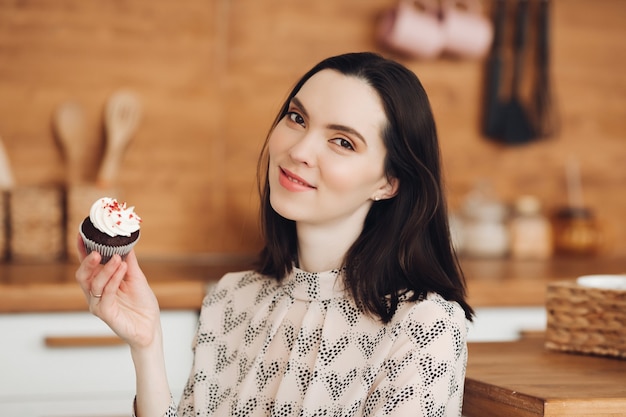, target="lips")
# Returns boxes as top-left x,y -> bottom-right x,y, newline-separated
279,167 -> 316,190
